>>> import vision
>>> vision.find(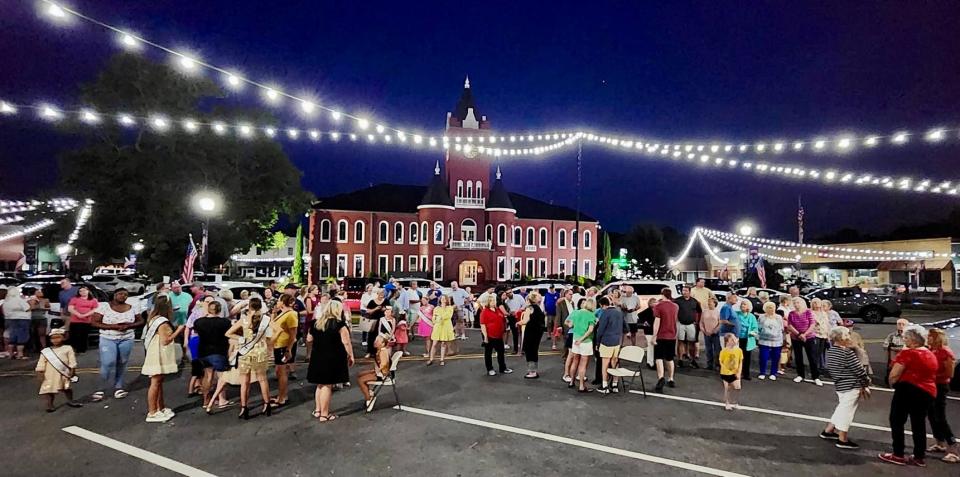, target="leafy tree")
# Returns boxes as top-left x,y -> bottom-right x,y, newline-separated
623,224 -> 669,277
292,222 -> 304,285
270,231 -> 288,251
602,231 -> 612,283
57,54 -> 312,278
